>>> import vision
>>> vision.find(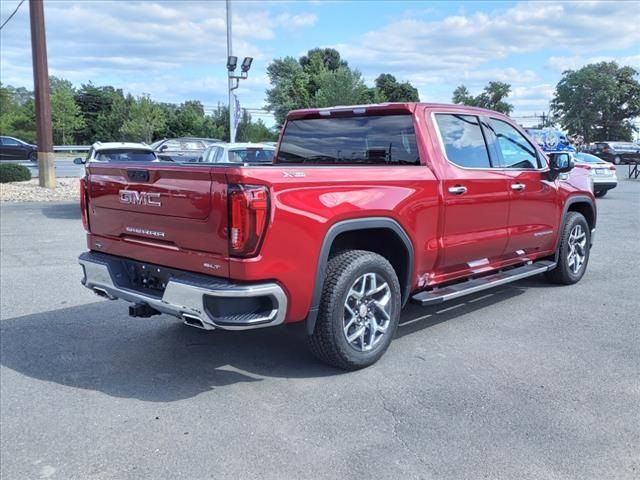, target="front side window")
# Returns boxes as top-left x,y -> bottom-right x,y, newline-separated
488,119 -> 540,169
434,114 -> 491,168
277,114 -> 420,165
